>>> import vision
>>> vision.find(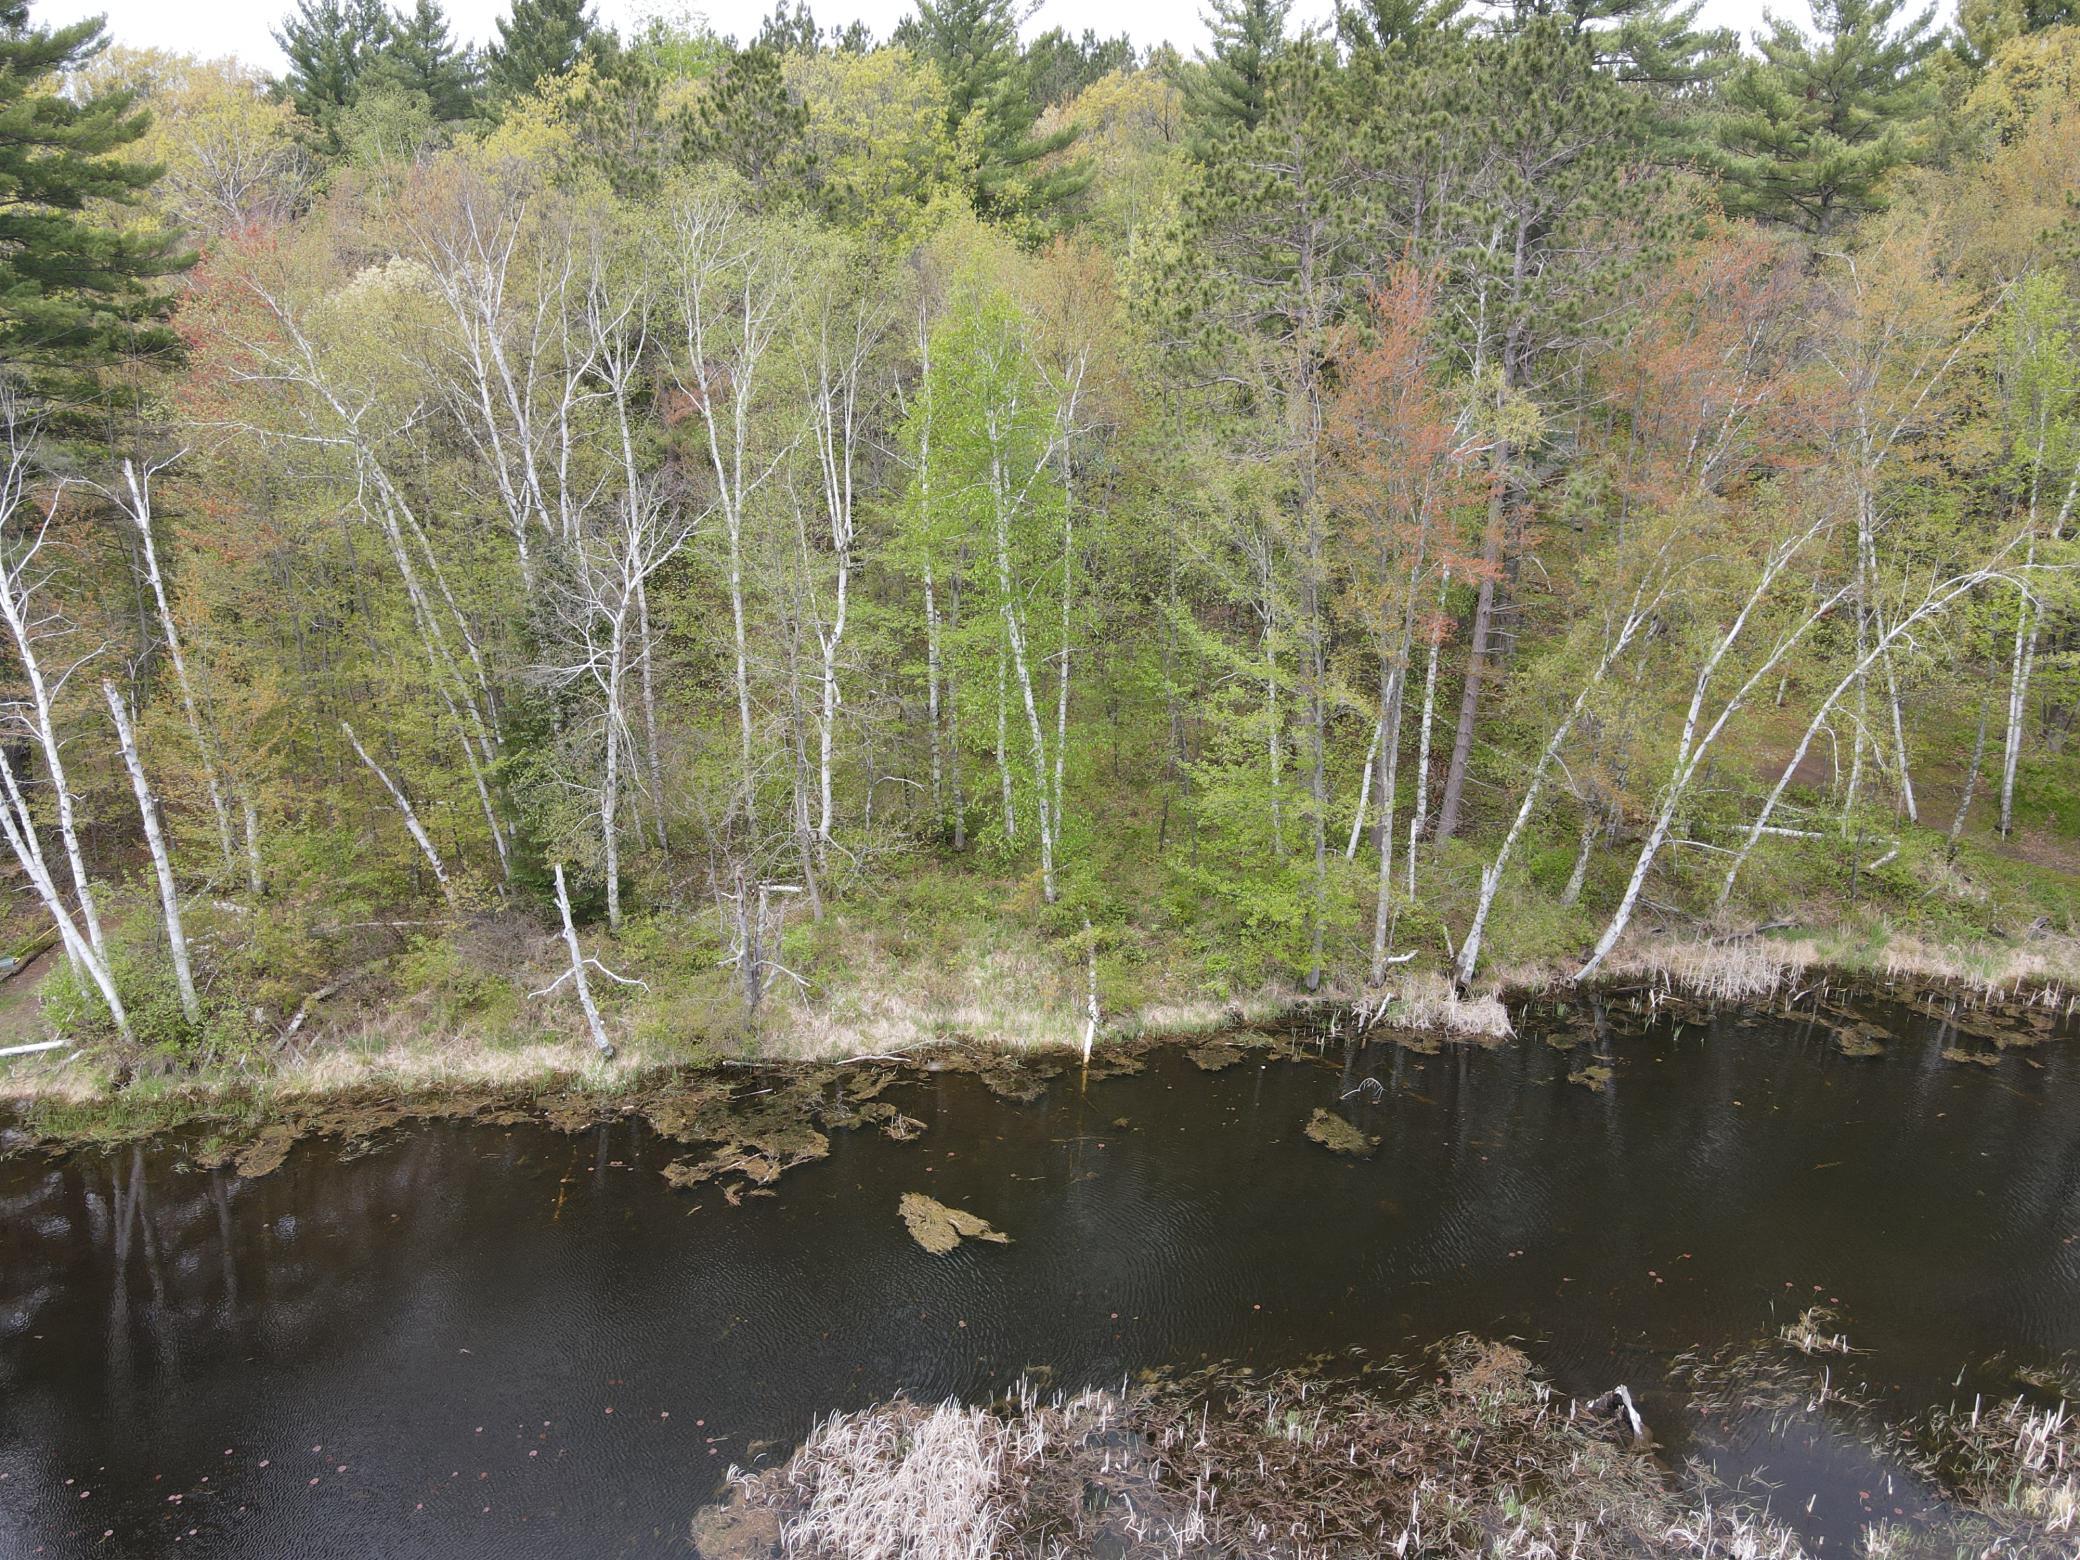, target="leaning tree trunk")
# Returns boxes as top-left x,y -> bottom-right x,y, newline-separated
343,722 -> 459,908
548,863 -> 616,1059
103,681 -> 200,1025
0,744 -> 131,1040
